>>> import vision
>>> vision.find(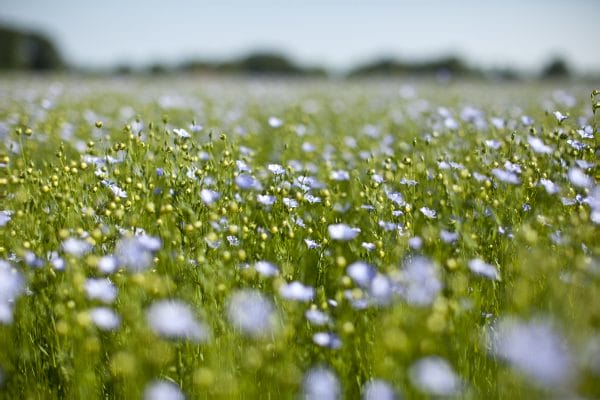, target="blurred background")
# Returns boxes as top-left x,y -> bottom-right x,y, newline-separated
0,0 -> 599,80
